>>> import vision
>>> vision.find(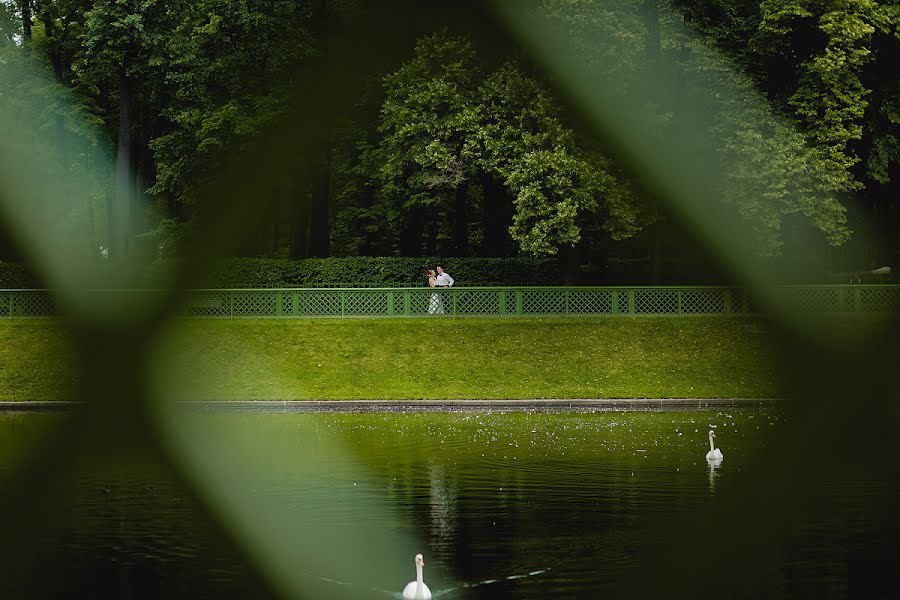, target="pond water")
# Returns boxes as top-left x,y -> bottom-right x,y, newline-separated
0,407 -> 893,599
